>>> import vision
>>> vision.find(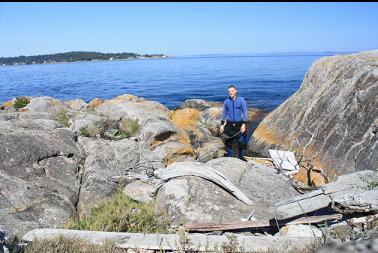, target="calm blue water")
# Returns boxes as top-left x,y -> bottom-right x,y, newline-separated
0,53 -> 340,111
